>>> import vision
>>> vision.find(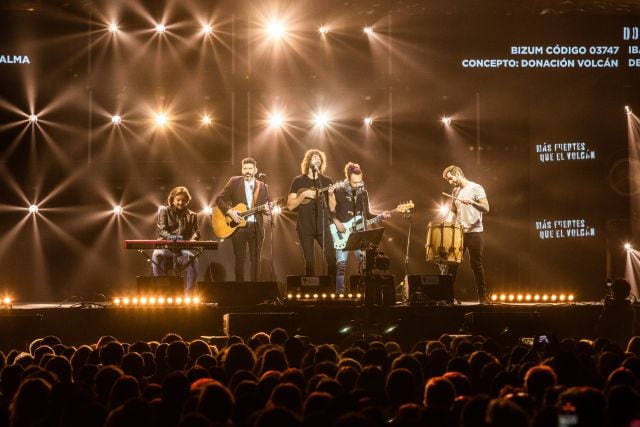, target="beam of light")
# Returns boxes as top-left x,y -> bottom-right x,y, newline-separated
625,105 -> 632,115
266,20 -> 286,39
363,26 -> 374,35
113,205 -> 123,215
155,23 -> 167,34
201,114 -> 212,126
108,22 -> 119,33
111,115 -> 122,125
28,204 -> 38,214
364,116 -> 374,126
312,112 -> 330,128
271,205 -> 282,215
202,24 -> 213,35
625,242 -> 633,252
202,206 -> 213,215
28,114 -> 38,124
268,112 -> 285,128
154,113 -> 168,127
441,116 -> 452,126
319,25 -> 329,35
